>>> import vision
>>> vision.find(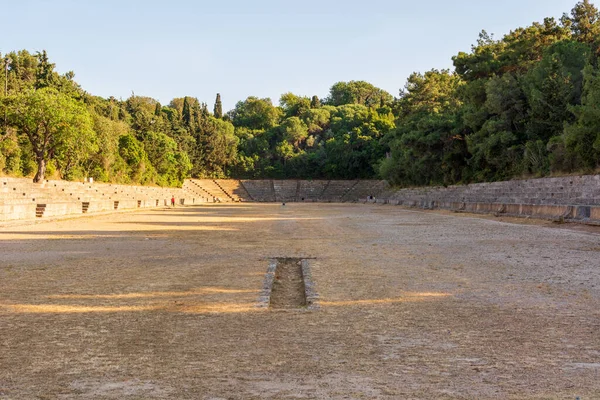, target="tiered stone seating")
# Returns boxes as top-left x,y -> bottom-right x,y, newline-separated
214,180 -> 252,202
297,180 -> 328,201
188,179 -> 233,202
273,180 -> 298,202
183,180 -> 212,203
241,180 -> 275,202
1,177 -> 195,221
342,180 -> 390,202
320,180 -> 357,202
